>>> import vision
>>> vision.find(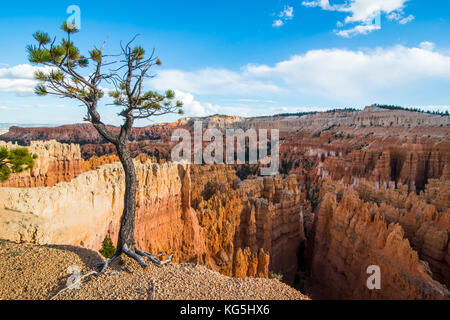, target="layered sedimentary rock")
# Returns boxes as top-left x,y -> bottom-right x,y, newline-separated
237,175 -> 309,283
1,123 -> 179,145
1,107 -> 449,299
0,140 -> 84,188
82,154 -> 120,171
356,179 -> 450,287
79,140 -> 174,160
0,123 -> 183,160
319,144 -> 449,192
0,159 -> 206,262
190,165 -> 250,276
0,159 -> 311,281
310,180 -> 448,299
179,107 -> 449,132
190,165 -> 308,282
3,108 -> 448,162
